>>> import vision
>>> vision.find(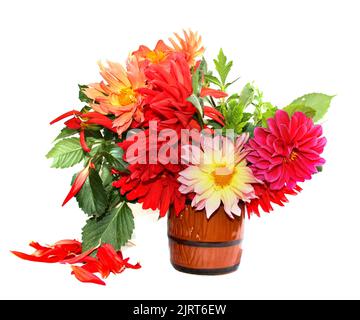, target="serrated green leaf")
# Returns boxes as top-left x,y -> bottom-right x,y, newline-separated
204,74 -> 222,88
46,137 -> 85,168
78,84 -> 92,104
284,93 -> 334,122
214,49 -> 233,85
82,202 -> 134,252
76,169 -> 108,217
187,94 -> 203,117
53,127 -> 78,141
